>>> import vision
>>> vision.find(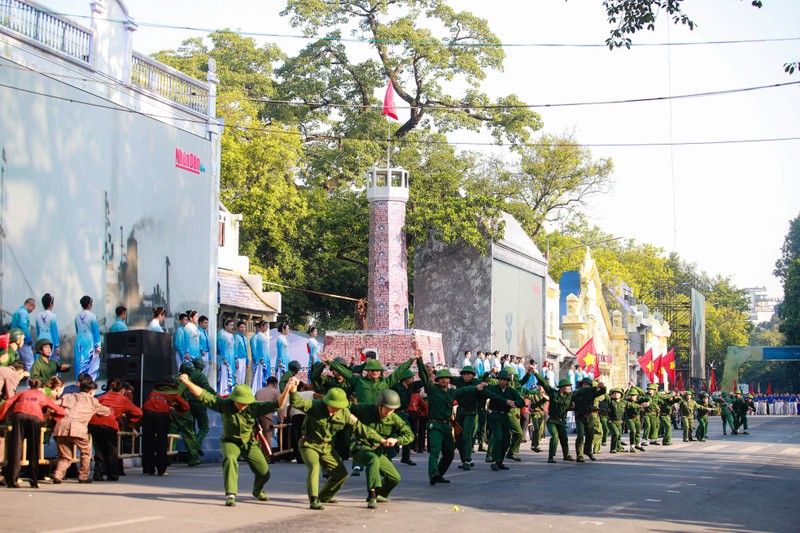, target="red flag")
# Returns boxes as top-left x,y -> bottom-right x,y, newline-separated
749,382 -> 754,394
637,348 -> 655,382
662,349 -> 676,383
708,370 -> 717,392
575,338 -> 598,376
652,352 -> 663,382
382,81 -> 398,121
767,381 -> 772,395
733,380 -> 737,392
